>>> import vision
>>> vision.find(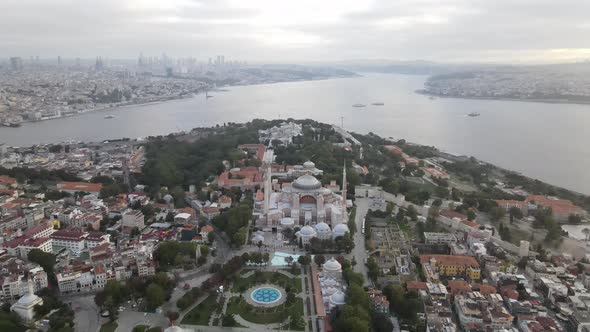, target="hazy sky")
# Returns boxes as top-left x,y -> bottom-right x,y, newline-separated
3,0 -> 590,63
